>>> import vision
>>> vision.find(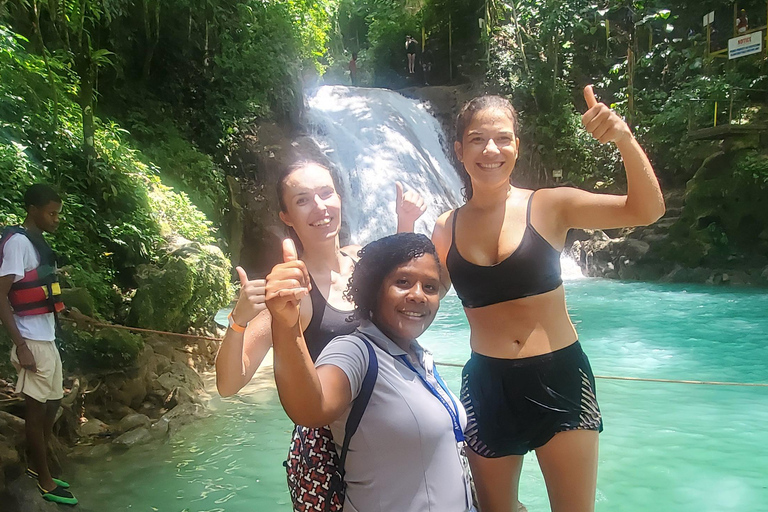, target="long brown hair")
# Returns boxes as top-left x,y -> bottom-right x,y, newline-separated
275,160 -> 341,254
454,95 -> 520,201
